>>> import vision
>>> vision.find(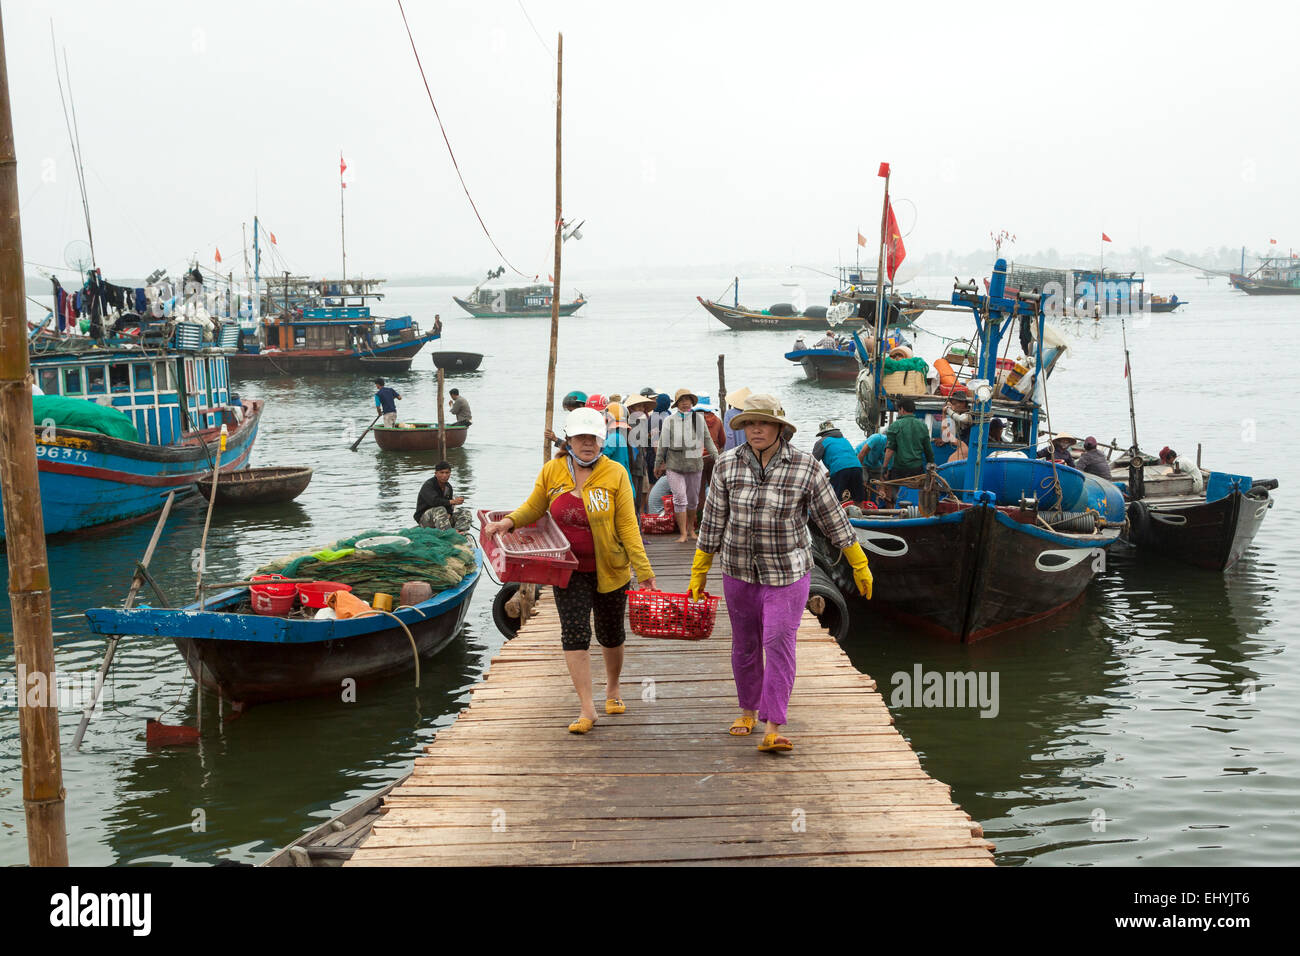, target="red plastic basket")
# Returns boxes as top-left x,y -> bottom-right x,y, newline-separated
627,589 -> 719,640
639,495 -> 677,534
477,509 -> 579,587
